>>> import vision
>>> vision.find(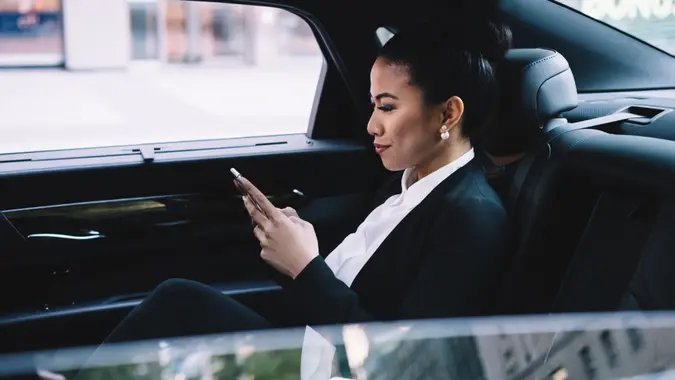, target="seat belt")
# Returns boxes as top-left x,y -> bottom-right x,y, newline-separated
507,111 -> 640,218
